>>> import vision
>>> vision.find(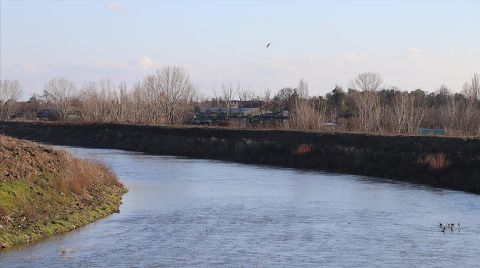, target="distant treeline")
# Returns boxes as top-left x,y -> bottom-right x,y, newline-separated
1,68 -> 479,136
